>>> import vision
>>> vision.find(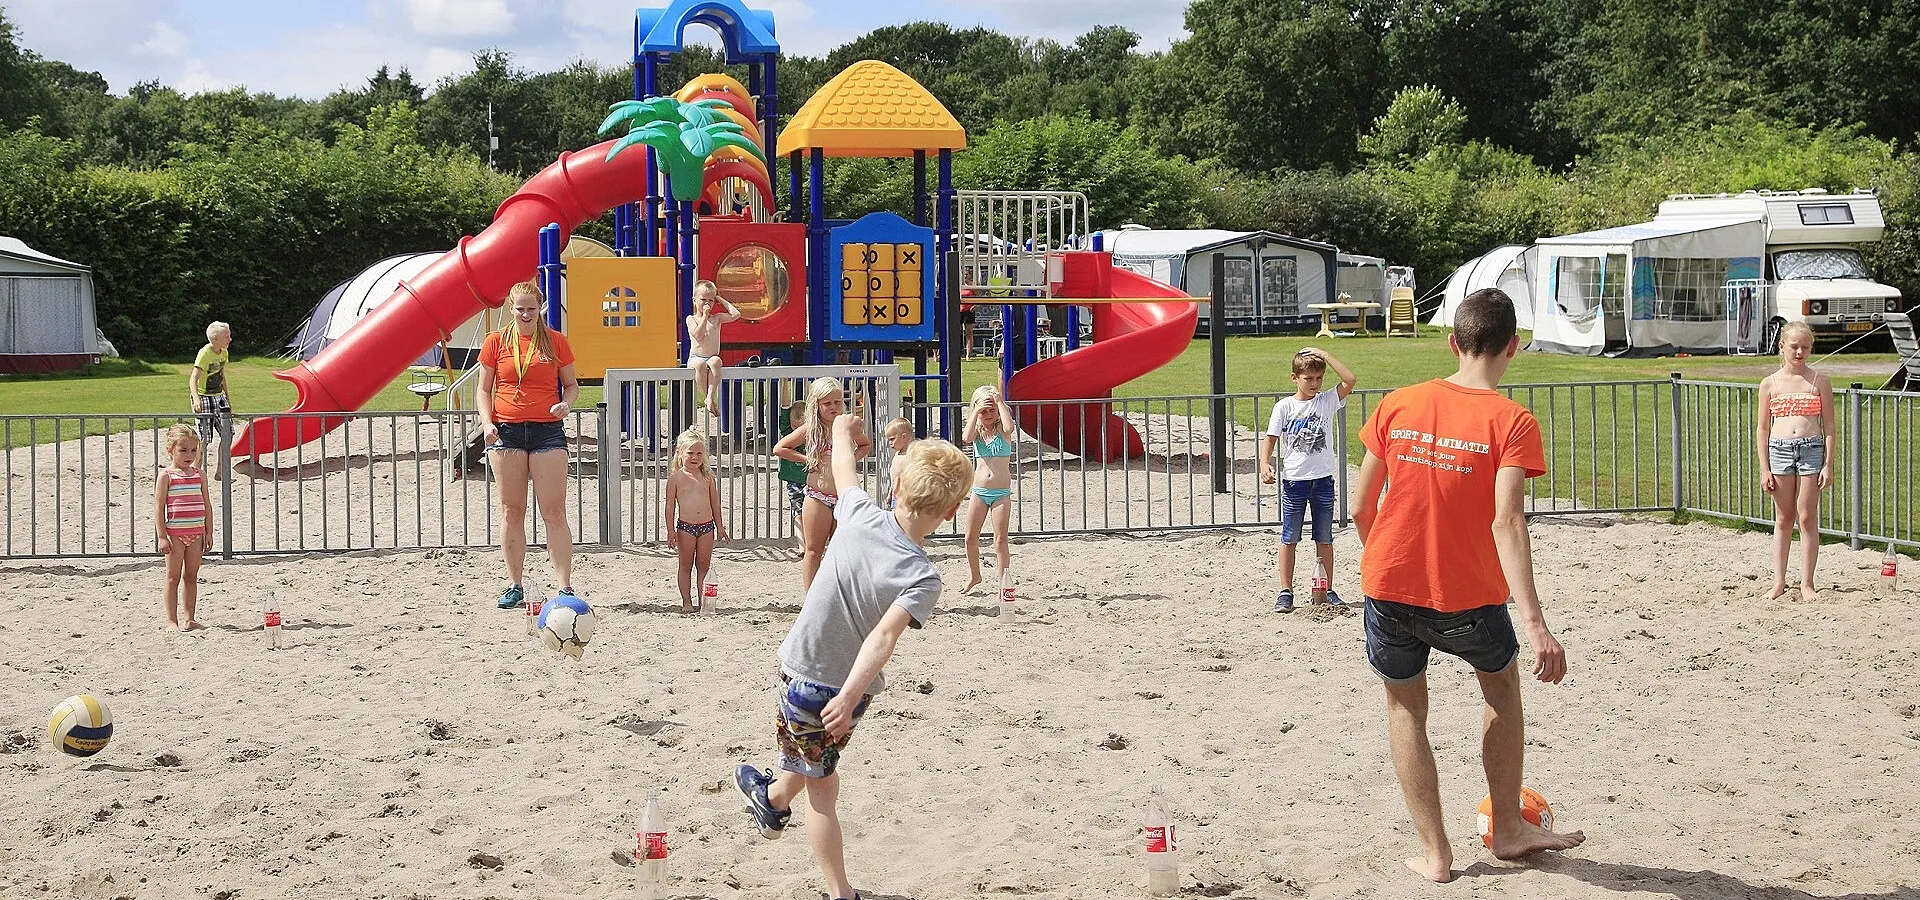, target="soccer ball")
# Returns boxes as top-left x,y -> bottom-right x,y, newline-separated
1477,786 -> 1554,848
536,593 -> 596,659
48,694 -> 114,758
